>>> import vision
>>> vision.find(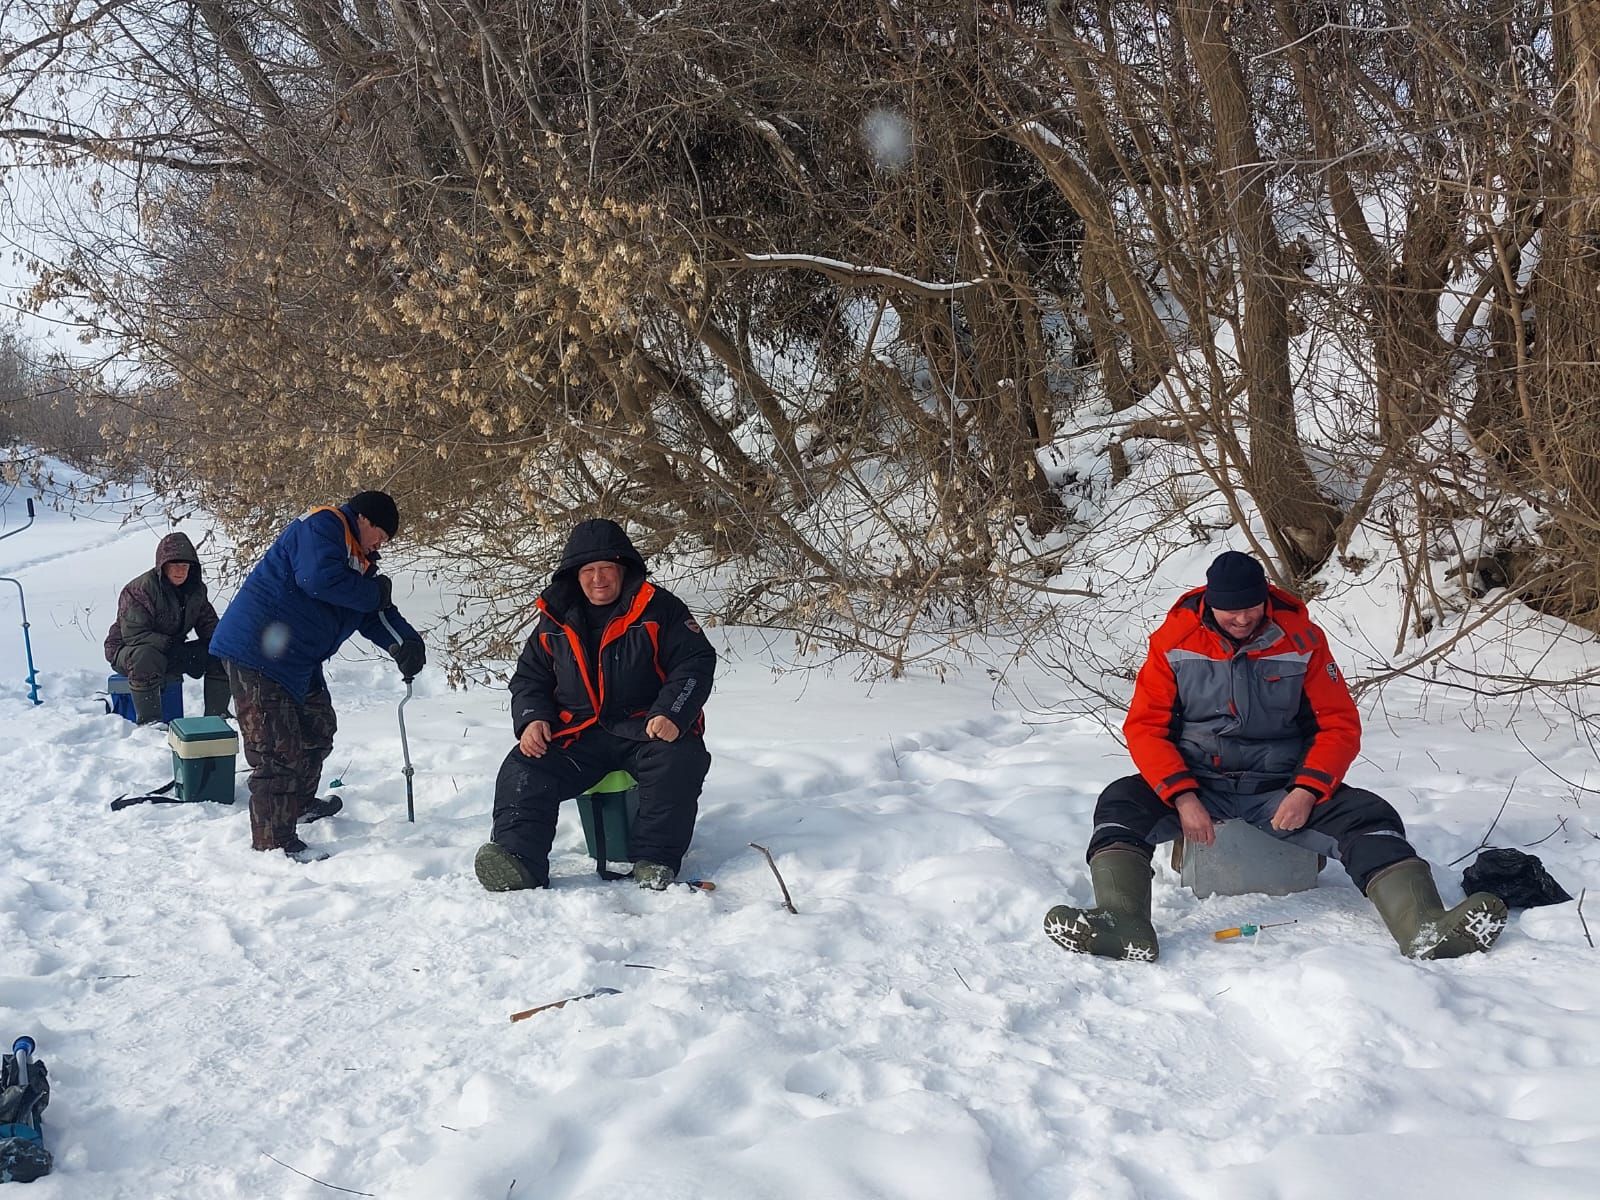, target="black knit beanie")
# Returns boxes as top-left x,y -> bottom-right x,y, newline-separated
1204,551 -> 1268,610
347,490 -> 400,538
